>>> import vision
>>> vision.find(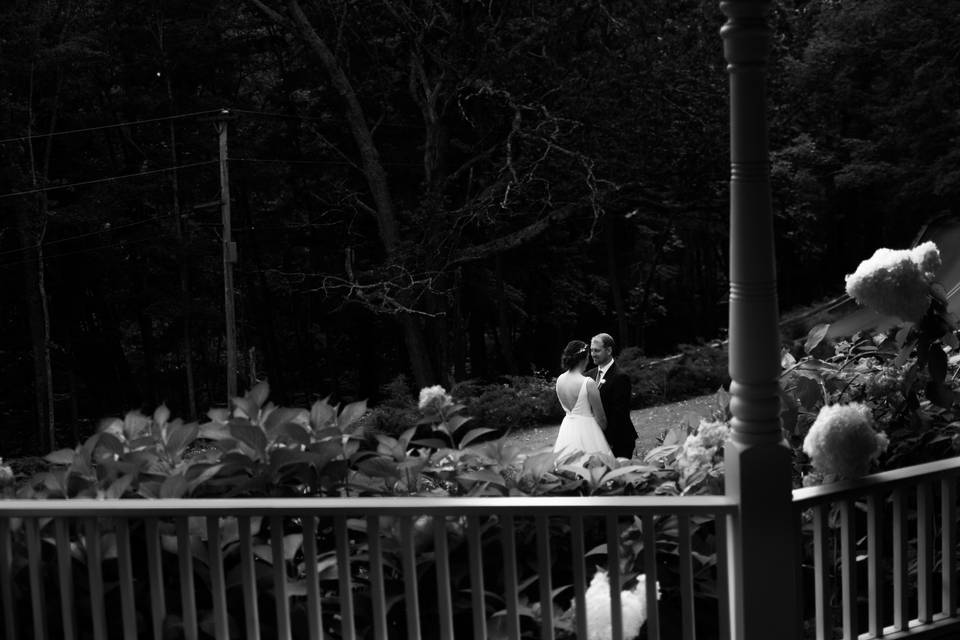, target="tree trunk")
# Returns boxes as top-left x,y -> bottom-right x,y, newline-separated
604,216 -> 629,348
495,255 -> 518,374
17,217 -> 52,451
165,80 -> 198,419
250,0 -> 436,386
23,62 -> 58,451
452,270 -> 467,380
